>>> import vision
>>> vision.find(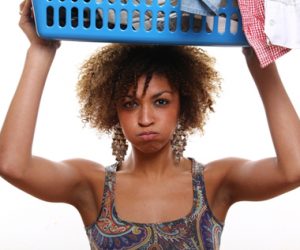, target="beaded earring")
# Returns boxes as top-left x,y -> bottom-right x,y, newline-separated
171,121 -> 187,163
112,123 -> 128,166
